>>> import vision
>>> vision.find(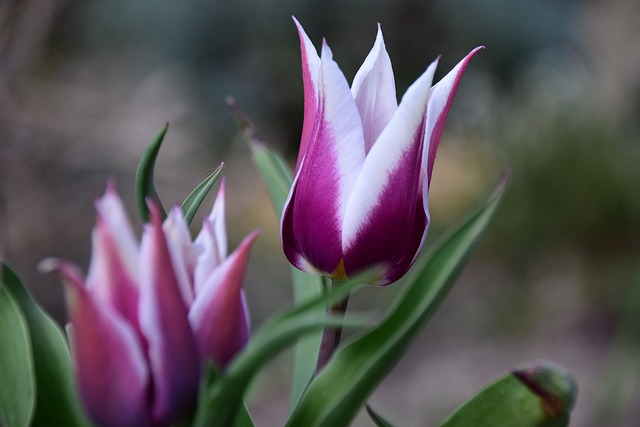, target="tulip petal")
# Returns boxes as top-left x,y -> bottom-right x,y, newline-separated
163,207 -> 198,306
351,24 -> 398,152
189,230 -> 259,369
139,204 -> 199,426
86,184 -> 141,331
50,260 -> 150,427
293,17 -> 322,173
424,47 -> 483,186
280,165 -> 322,275
342,60 -> 438,282
283,40 -> 366,276
194,180 -> 228,294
